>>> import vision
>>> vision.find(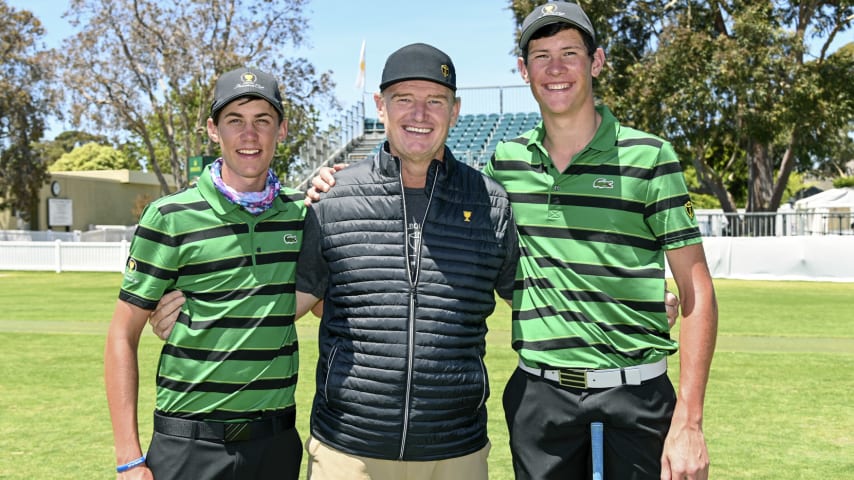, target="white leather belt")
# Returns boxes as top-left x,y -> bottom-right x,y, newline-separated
517,358 -> 667,389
